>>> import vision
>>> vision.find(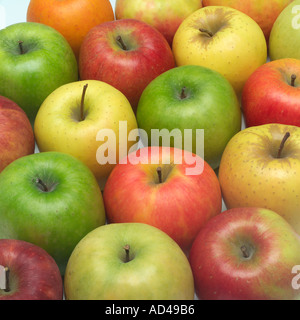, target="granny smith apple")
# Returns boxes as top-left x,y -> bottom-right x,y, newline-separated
34,80 -> 138,190
0,151 -> 106,275
189,207 -> 300,300
64,223 -> 195,300
136,65 -> 241,170
0,22 -> 78,123
269,0 -> 300,60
